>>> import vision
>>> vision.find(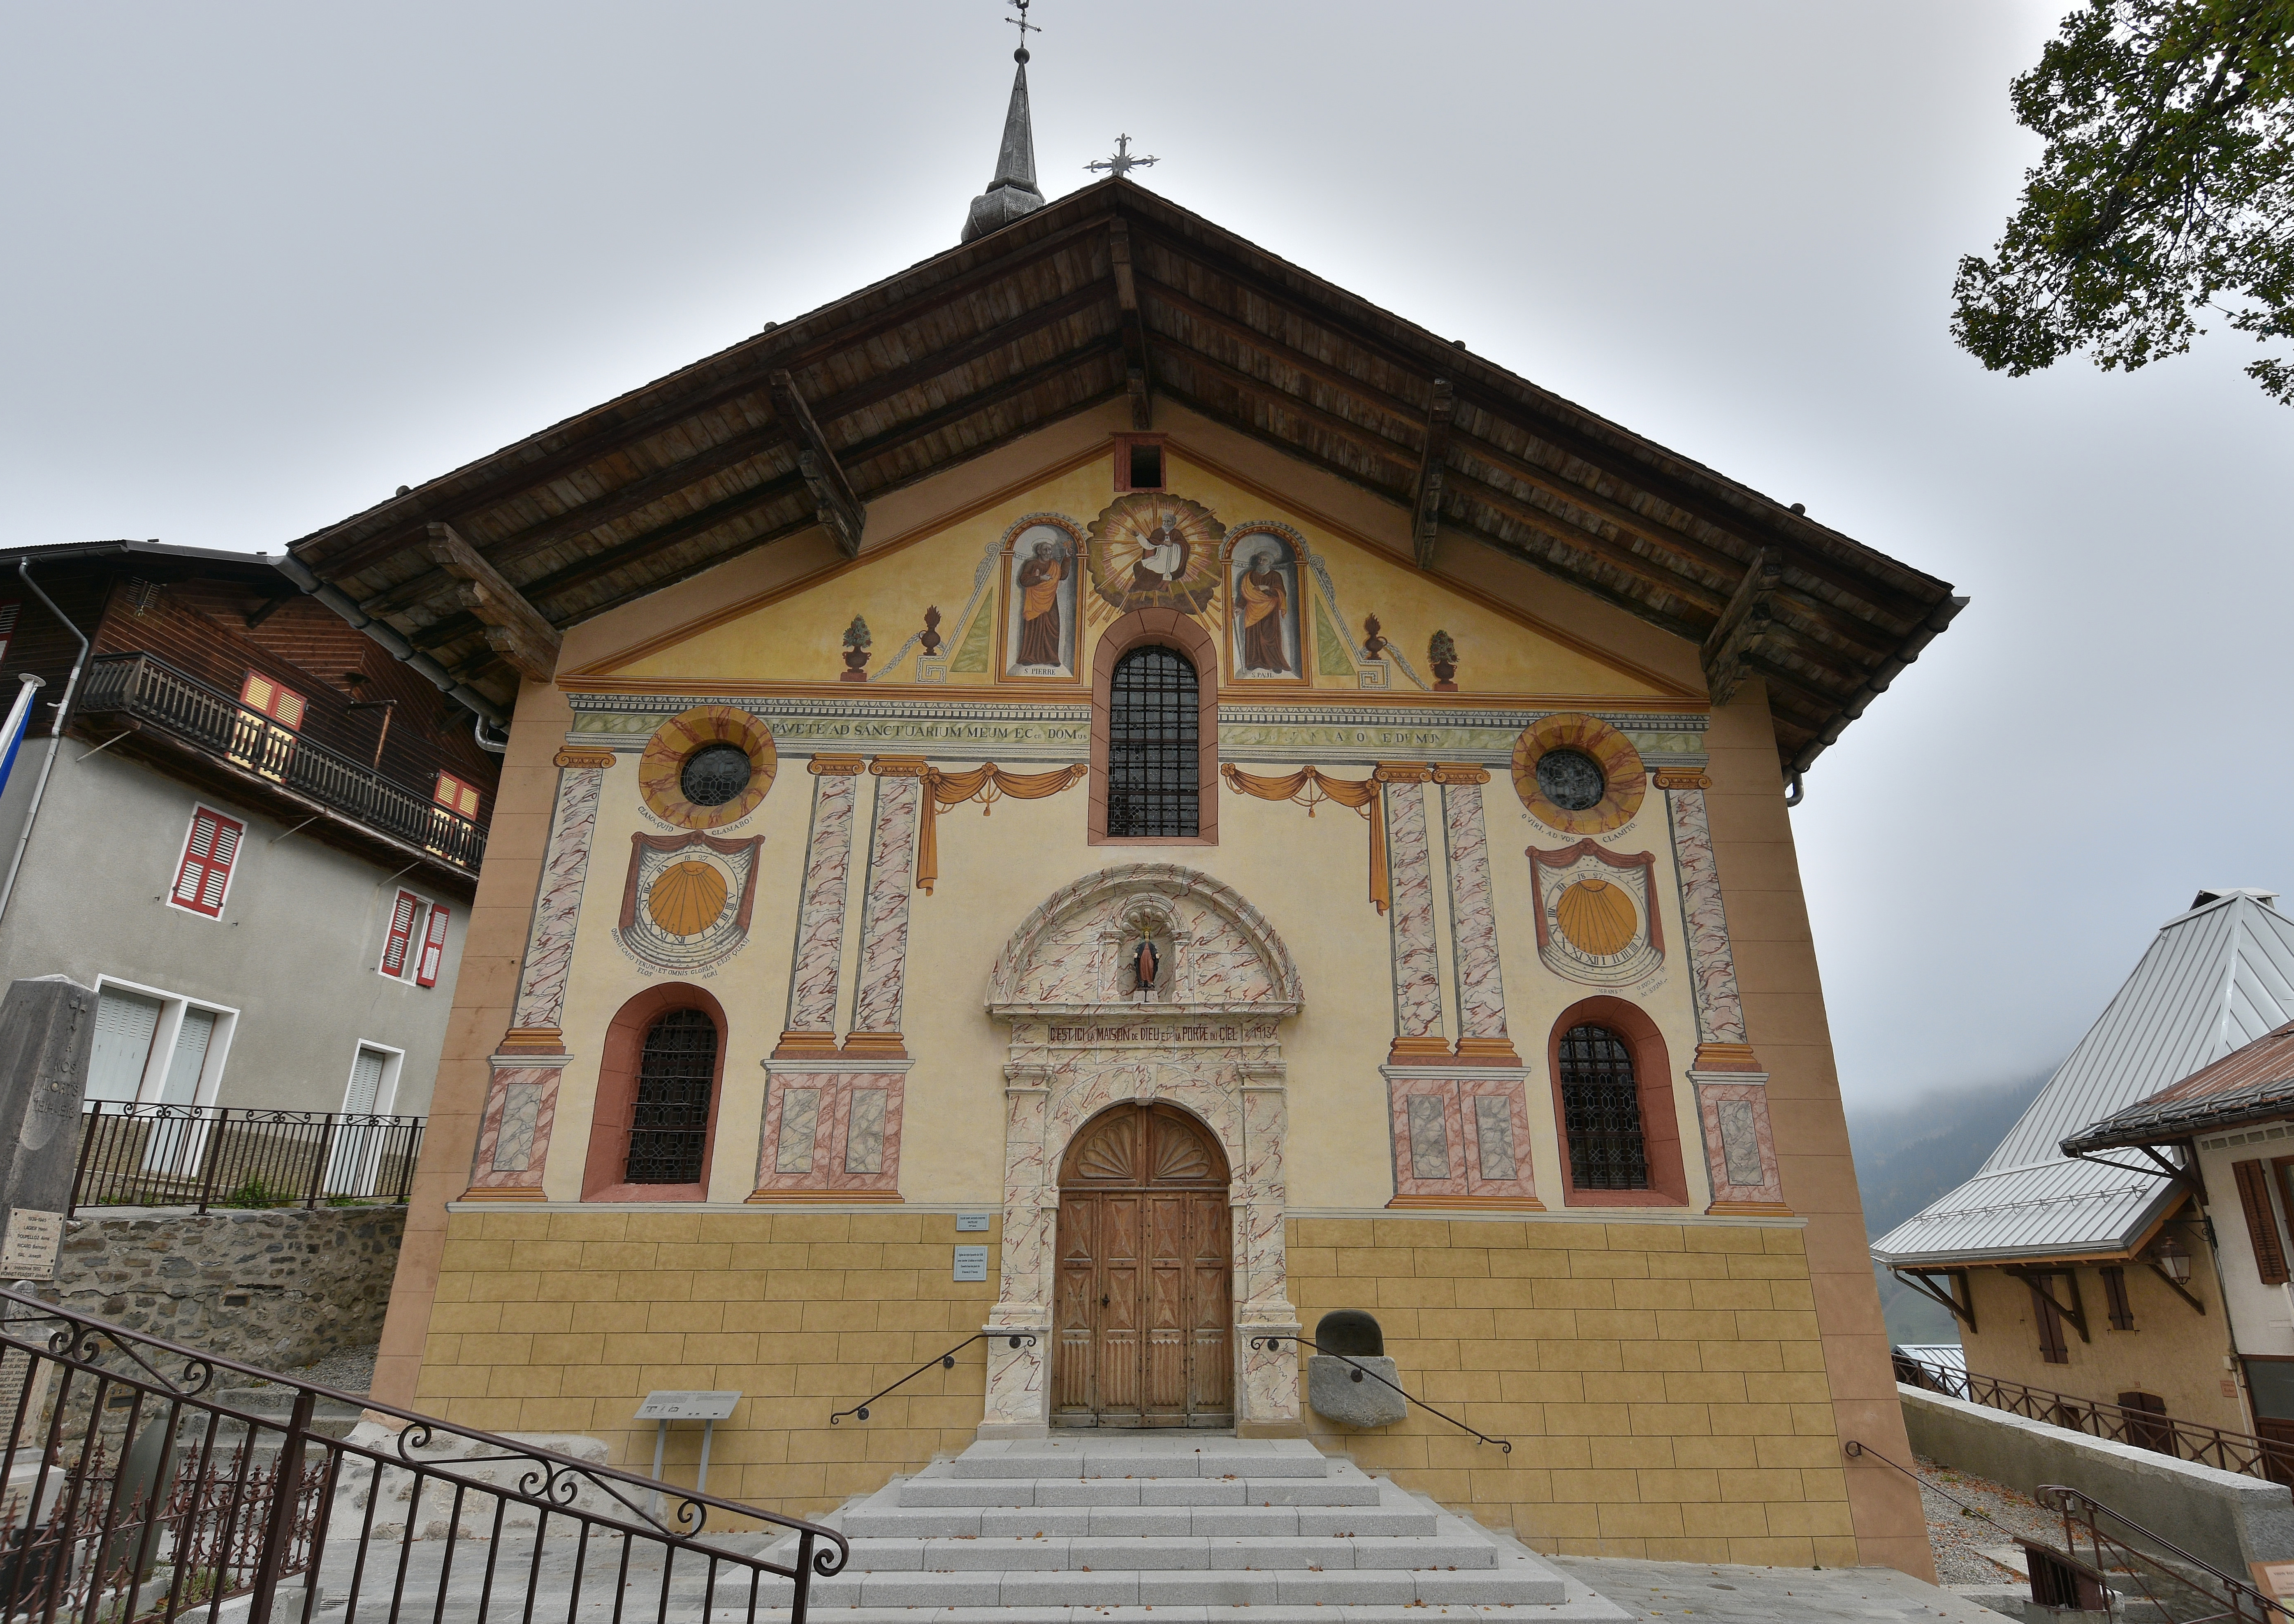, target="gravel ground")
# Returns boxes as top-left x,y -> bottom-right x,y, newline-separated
291,1341 -> 378,1396
1911,1452 -> 2064,1587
